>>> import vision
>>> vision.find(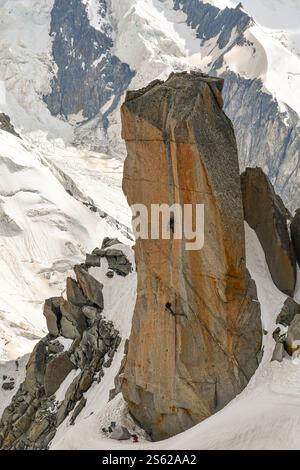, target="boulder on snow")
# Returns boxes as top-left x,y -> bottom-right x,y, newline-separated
74,266 -> 104,310
2,381 -> 15,391
271,342 -> 286,362
78,370 -> 93,392
276,297 -> 300,327
241,167 -> 296,297
101,237 -> 122,249
85,253 -> 101,268
272,327 -> 285,344
286,314 -> 300,355
91,246 -> 132,276
109,425 -> 131,441
82,306 -> 98,321
104,249 -> 132,277
291,209 -> 300,267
